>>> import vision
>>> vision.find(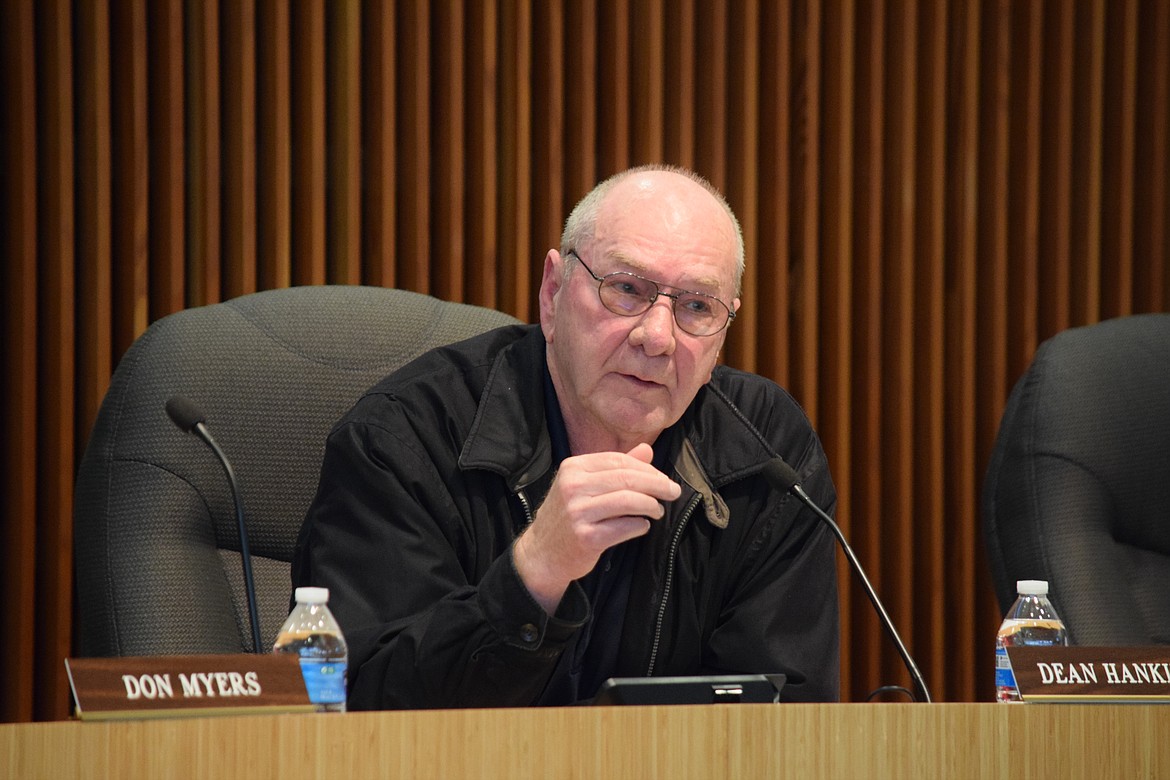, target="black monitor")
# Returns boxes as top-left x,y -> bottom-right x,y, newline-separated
590,674 -> 785,706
